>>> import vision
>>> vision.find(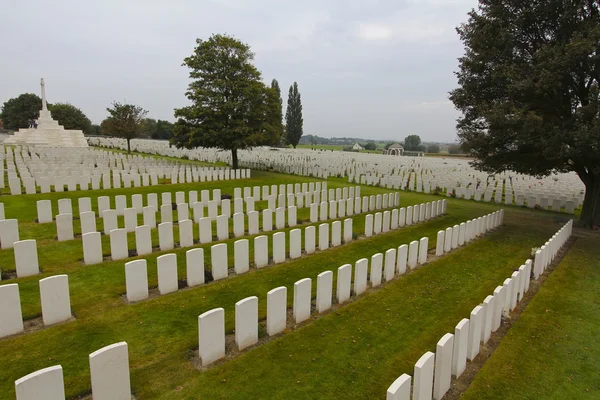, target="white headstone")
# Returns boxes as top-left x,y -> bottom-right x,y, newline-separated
89,342 -> 131,400
0,283 -> 24,338
316,271 -> 333,313
413,351 -> 435,400
235,296 -> 258,350
39,275 -> 71,326
211,243 -> 228,280
293,278 -> 312,324
267,286 -> 287,336
15,366 -> 65,400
